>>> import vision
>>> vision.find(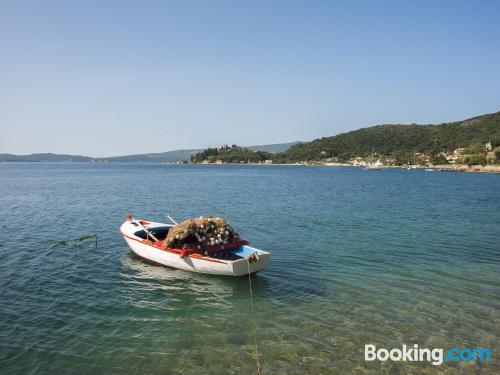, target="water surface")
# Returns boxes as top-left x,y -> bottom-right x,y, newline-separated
0,163 -> 499,374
